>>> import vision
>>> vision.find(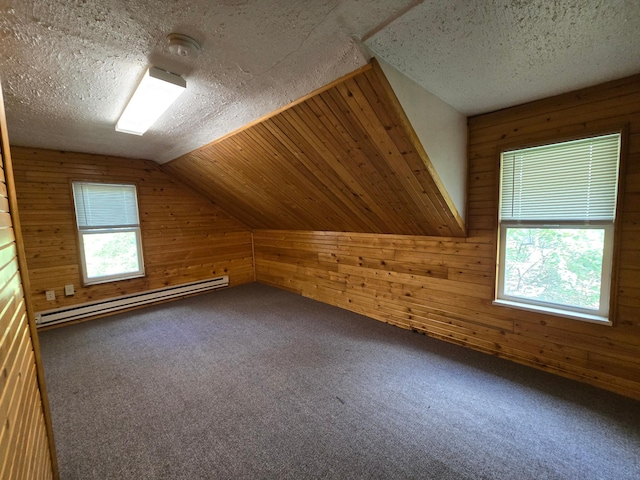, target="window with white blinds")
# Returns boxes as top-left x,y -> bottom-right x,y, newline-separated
500,133 -> 621,222
72,182 -> 145,285
496,133 -> 622,323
